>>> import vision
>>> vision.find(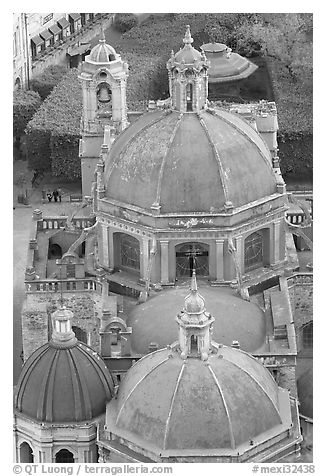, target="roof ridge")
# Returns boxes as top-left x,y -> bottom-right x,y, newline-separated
223,356 -> 281,422
163,361 -> 186,449
212,109 -> 276,183
198,115 -> 230,204
154,113 -> 183,209
207,363 -> 236,449
116,355 -> 170,425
